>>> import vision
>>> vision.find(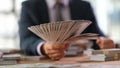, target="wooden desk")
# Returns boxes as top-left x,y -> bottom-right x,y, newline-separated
18,55 -> 120,65
1,49 -> 120,68
0,55 -> 119,68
